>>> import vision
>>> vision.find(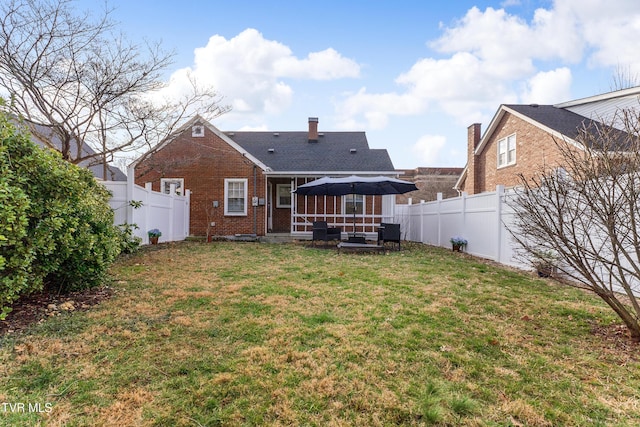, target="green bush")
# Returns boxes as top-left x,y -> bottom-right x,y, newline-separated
115,222 -> 142,254
0,110 -> 121,318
